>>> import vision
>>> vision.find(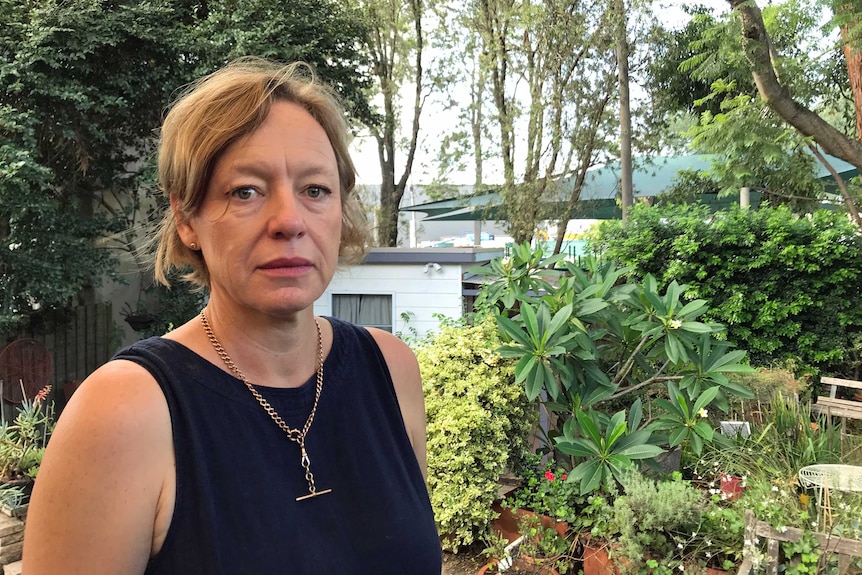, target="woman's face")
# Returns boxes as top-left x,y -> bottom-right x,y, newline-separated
177,100 -> 343,318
